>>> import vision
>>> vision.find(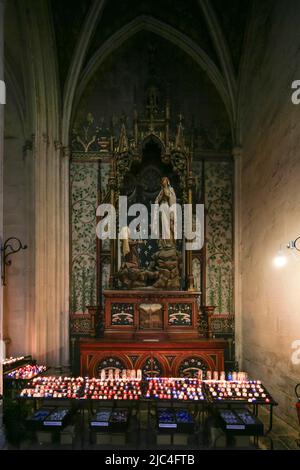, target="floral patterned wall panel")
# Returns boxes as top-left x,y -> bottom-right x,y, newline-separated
205,161 -> 233,314
70,162 -> 99,313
